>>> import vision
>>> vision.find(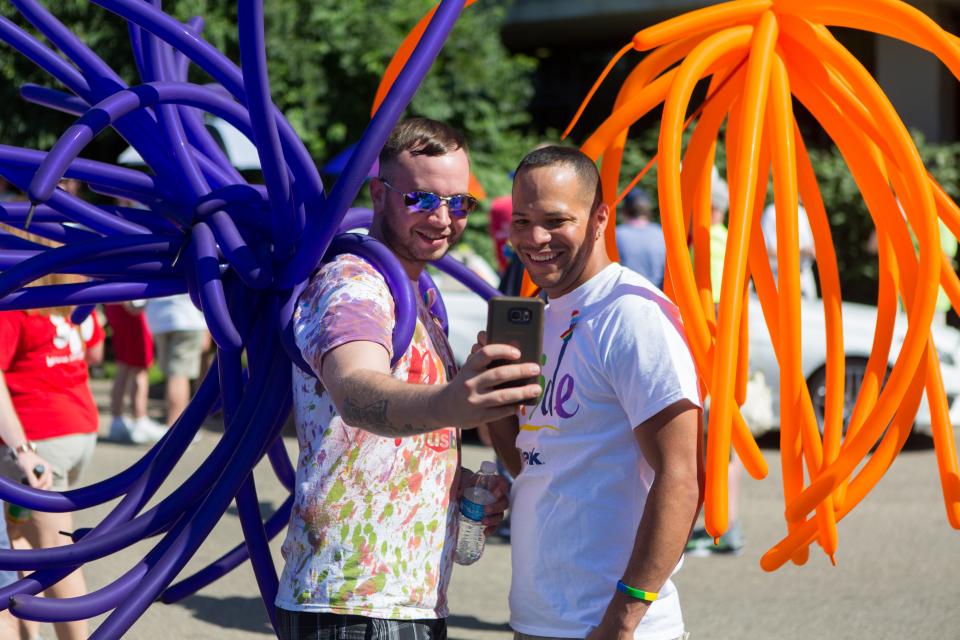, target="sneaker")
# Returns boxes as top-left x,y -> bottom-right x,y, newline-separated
107,416 -> 135,443
129,416 -> 169,444
685,526 -> 743,557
